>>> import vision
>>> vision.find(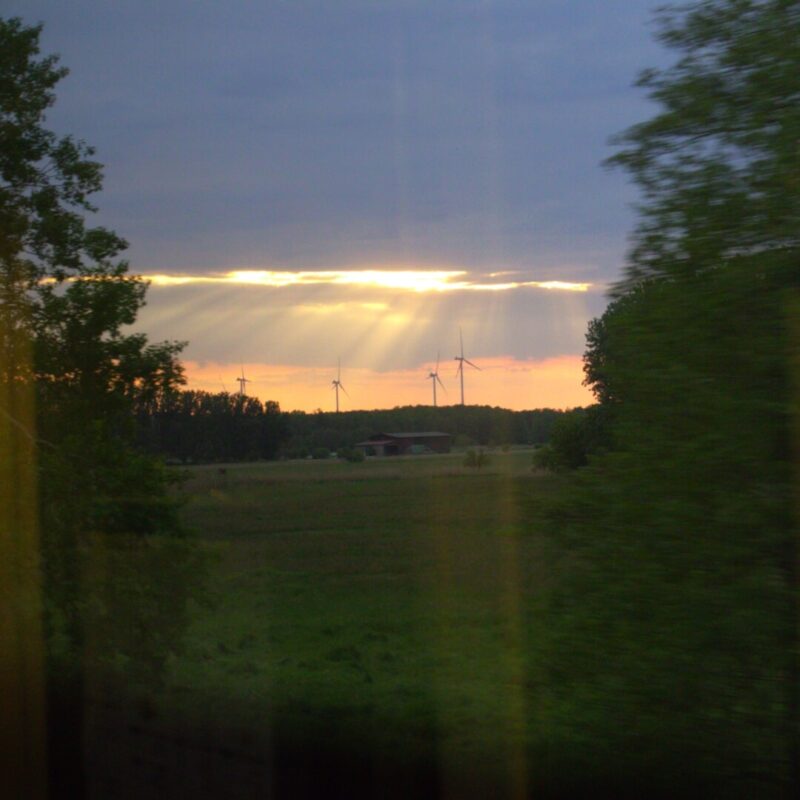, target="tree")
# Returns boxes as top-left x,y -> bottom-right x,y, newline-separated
534,2 -> 800,795
532,405 -> 613,471
1,17 -> 203,793
606,0 -> 800,288
0,16 -> 185,400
